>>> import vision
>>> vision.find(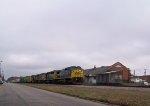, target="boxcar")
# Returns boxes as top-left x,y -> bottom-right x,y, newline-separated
20,77 -> 26,83
26,76 -> 32,83
20,76 -> 31,83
